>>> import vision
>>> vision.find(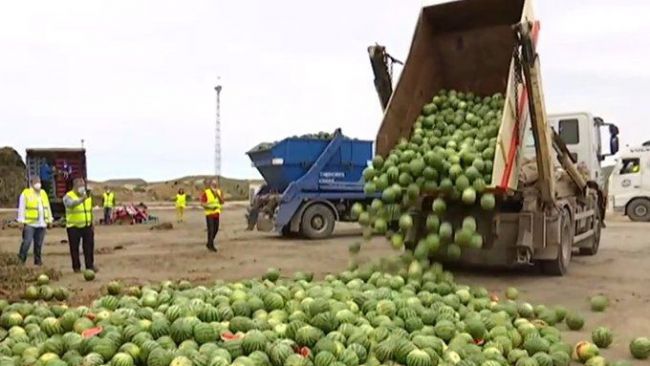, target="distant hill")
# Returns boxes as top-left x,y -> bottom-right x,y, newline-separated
88,175 -> 262,203
99,178 -> 147,186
